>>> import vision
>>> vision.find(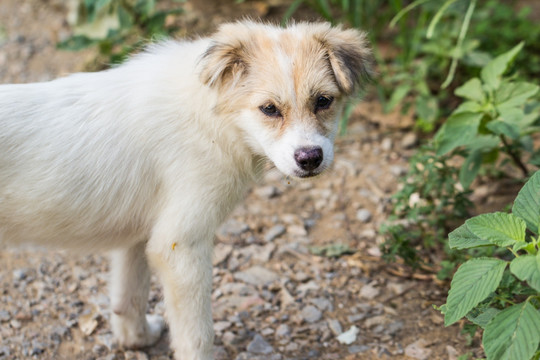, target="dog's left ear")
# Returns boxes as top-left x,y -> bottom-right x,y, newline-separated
317,26 -> 374,95
199,23 -> 251,89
